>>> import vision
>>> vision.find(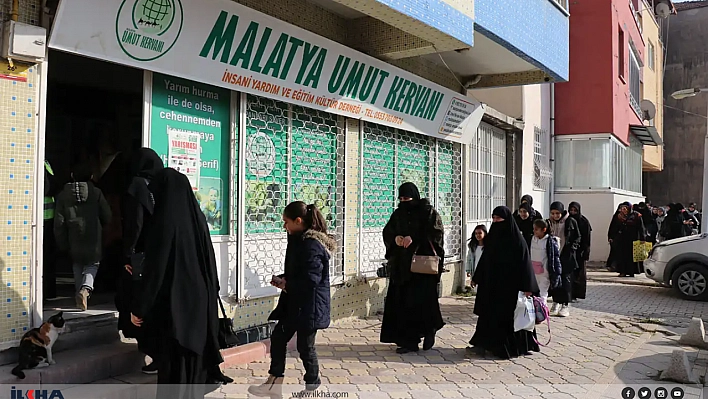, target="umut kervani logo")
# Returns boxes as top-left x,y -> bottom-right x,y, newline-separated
116,0 -> 184,61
